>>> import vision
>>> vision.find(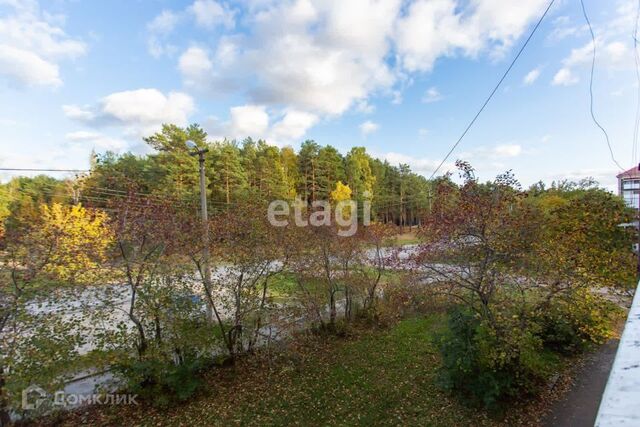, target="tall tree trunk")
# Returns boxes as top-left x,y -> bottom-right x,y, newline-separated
225,169 -> 230,205
154,313 -> 162,345
329,289 -> 336,327
311,161 -> 316,202
345,287 -> 352,320
250,278 -> 269,352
